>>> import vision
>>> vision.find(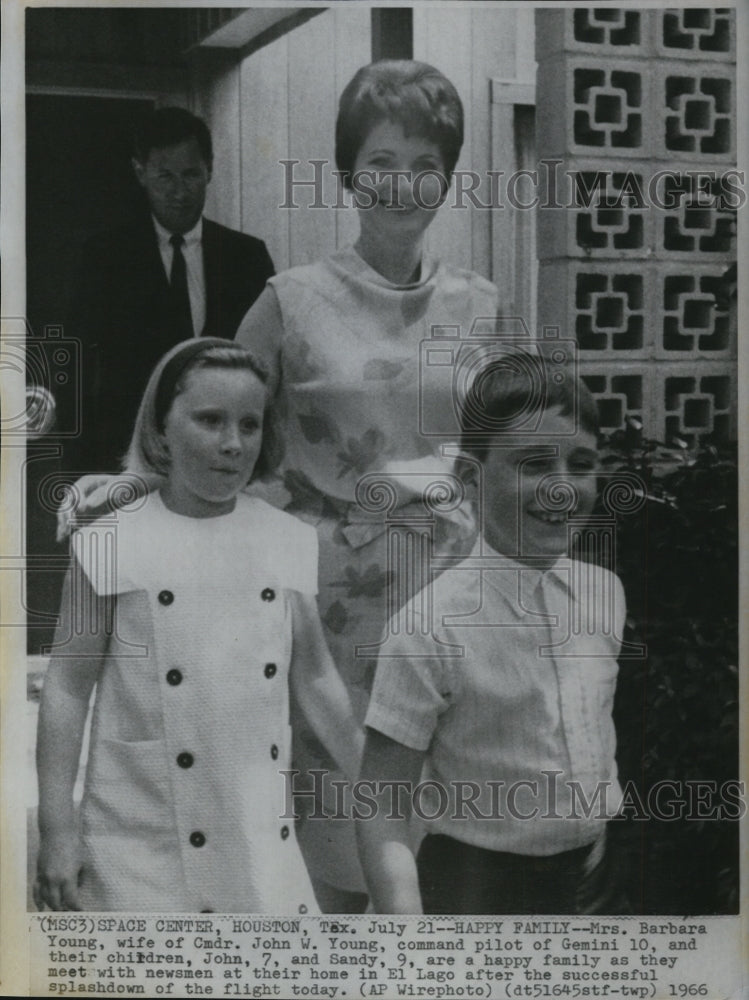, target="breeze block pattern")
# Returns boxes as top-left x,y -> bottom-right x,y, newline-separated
535,8 -> 736,445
